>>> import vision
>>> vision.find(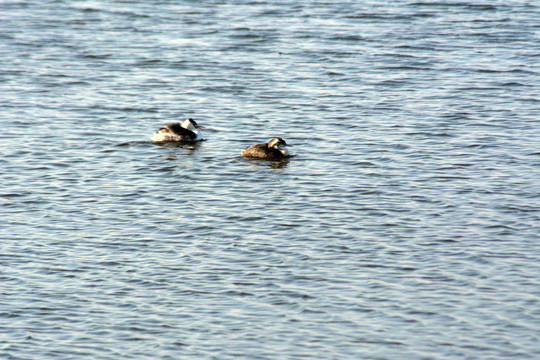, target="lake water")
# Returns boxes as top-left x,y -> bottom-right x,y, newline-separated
1,1 -> 539,359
